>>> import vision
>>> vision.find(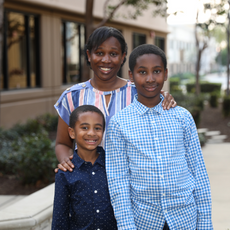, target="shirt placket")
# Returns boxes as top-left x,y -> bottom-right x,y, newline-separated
90,165 -> 102,230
